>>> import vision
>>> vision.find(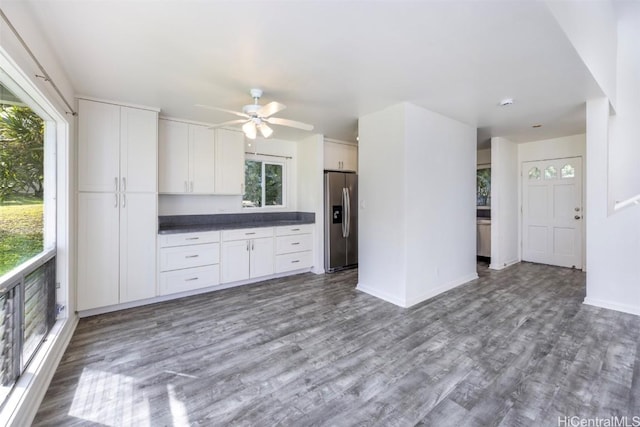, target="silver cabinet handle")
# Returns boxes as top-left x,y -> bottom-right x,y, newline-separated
291,228 -> 300,231
251,241 -> 254,251
190,181 -> 194,192
245,232 -> 256,235
291,260 -> 300,264
122,193 -> 126,208
185,277 -> 199,282
246,240 -> 249,251
114,193 -> 118,208
185,254 -> 199,258
185,237 -> 200,241
122,177 -> 126,191
291,242 -> 300,246
114,177 -> 118,192
184,181 -> 188,192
